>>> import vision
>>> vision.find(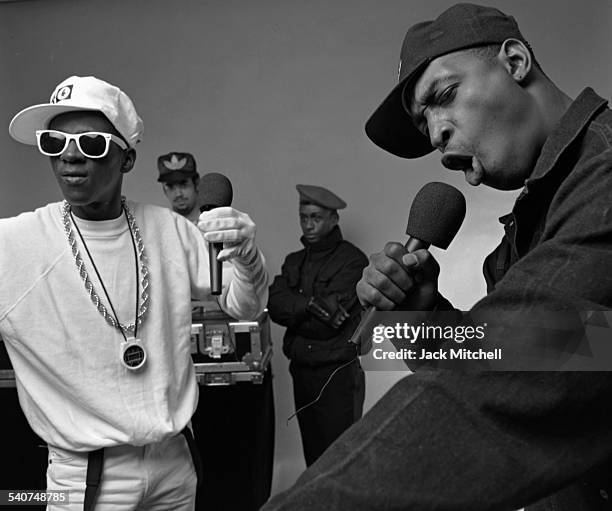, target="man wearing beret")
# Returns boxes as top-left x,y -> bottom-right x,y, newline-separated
157,151 -> 201,224
268,185 -> 368,467
263,3 -> 612,511
0,75 -> 268,510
